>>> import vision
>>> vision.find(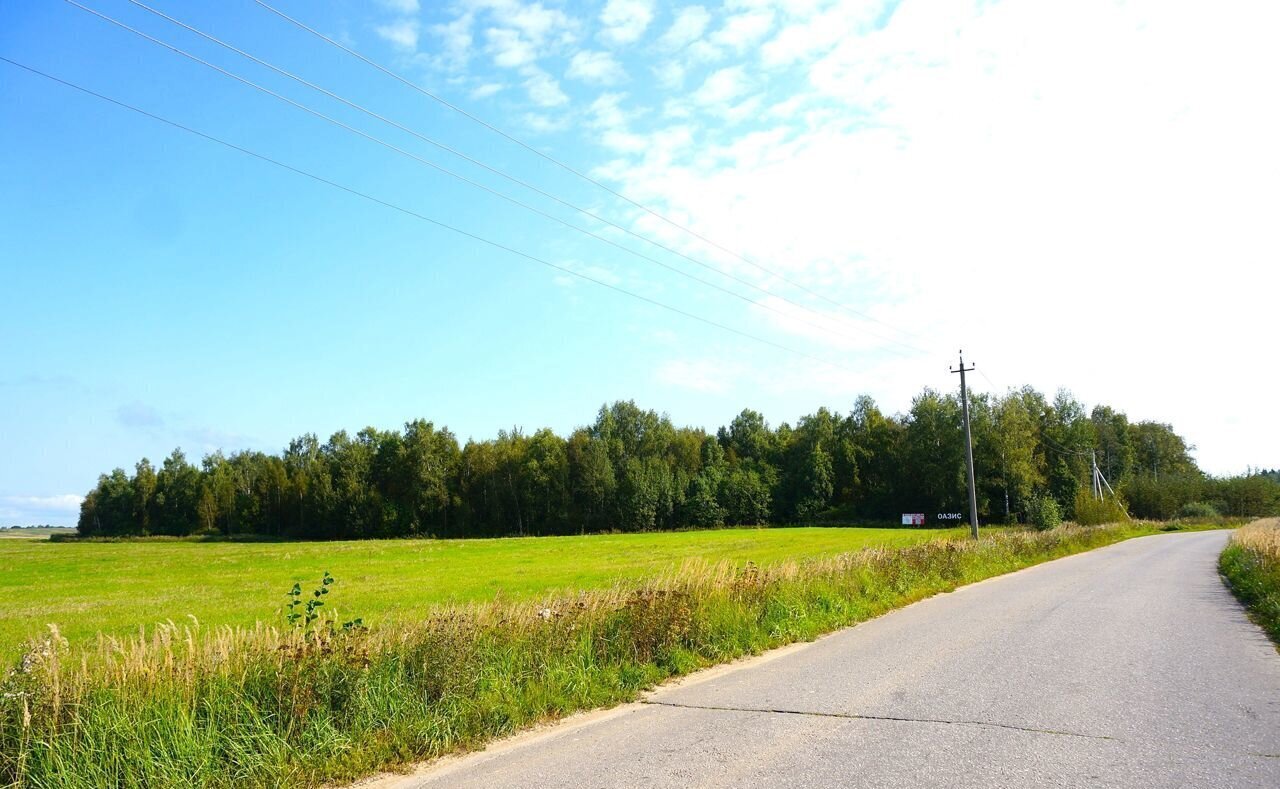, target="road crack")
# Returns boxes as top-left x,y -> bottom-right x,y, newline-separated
642,700 -> 1119,741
